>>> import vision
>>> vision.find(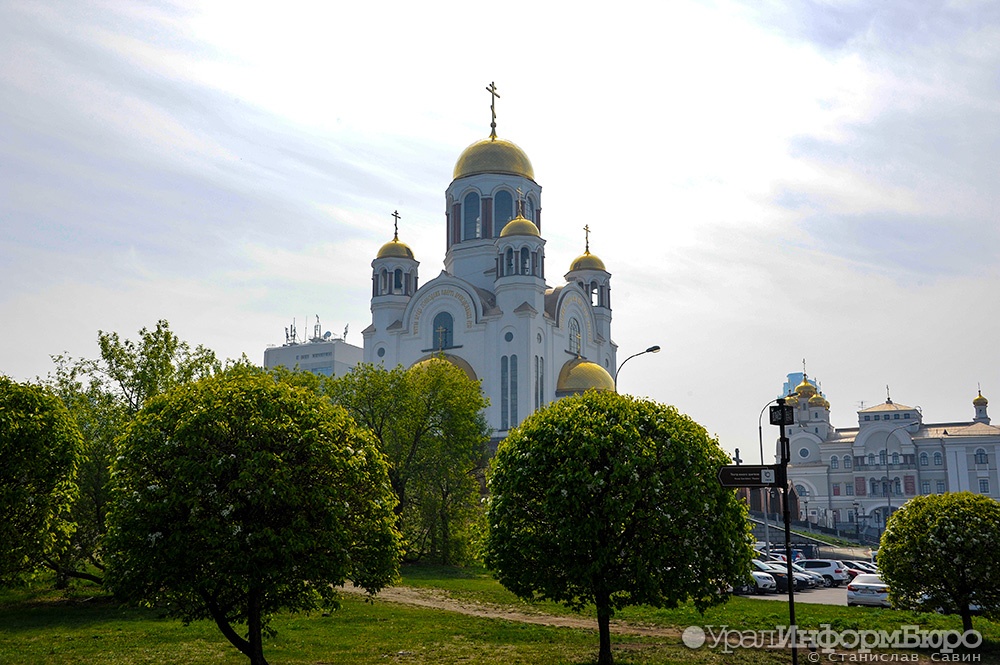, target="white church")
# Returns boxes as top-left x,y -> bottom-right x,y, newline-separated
362,90 -> 618,443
